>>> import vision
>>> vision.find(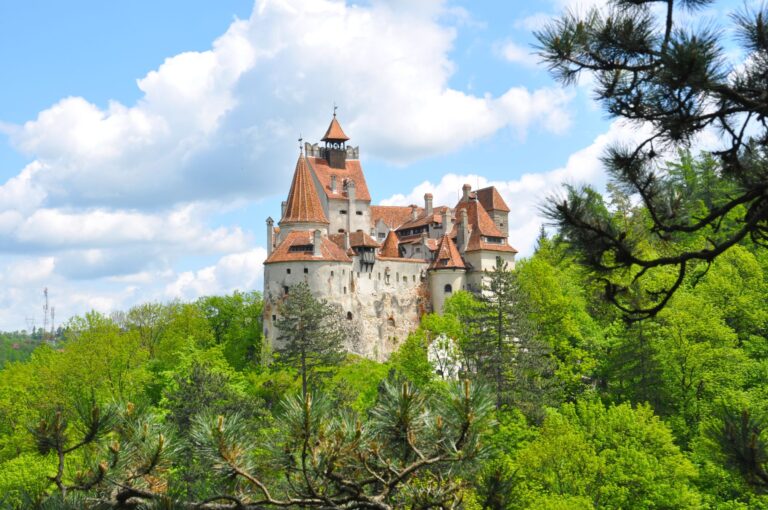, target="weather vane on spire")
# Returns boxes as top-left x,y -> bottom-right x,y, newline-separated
298,133 -> 303,153
333,102 -> 338,117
